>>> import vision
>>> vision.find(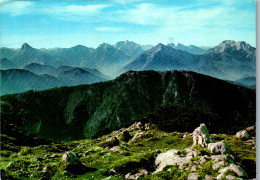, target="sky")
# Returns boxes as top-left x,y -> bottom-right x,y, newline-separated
0,0 -> 256,48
